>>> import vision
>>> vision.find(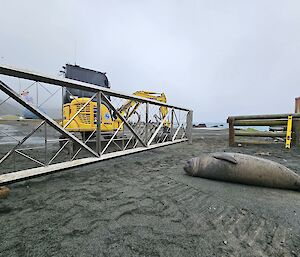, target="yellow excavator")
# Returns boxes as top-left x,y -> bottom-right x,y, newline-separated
60,64 -> 169,138
61,91 -> 169,136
